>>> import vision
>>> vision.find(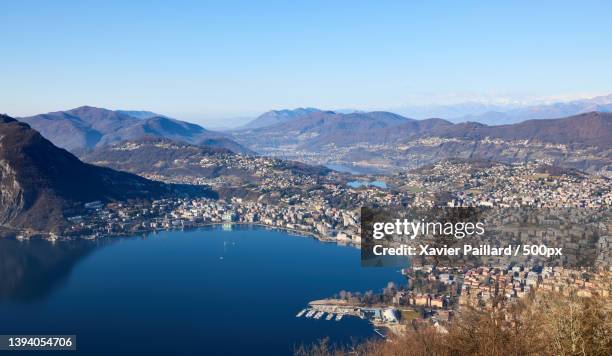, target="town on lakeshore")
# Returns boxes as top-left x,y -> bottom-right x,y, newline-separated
16,159 -> 610,242
1,102 -> 611,349
10,153 -> 610,336
3,2 -> 612,353
296,263 -> 610,335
